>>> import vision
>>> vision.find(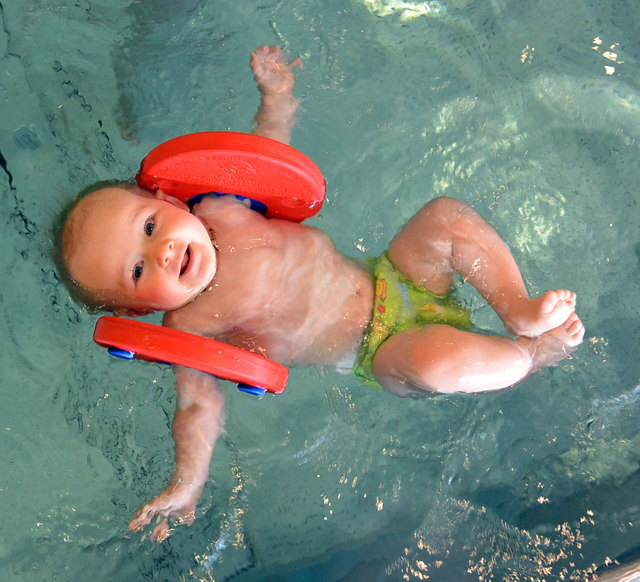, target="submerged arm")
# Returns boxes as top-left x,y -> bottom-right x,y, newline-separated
128,365 -> 225,541
250,45 -> 303,145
